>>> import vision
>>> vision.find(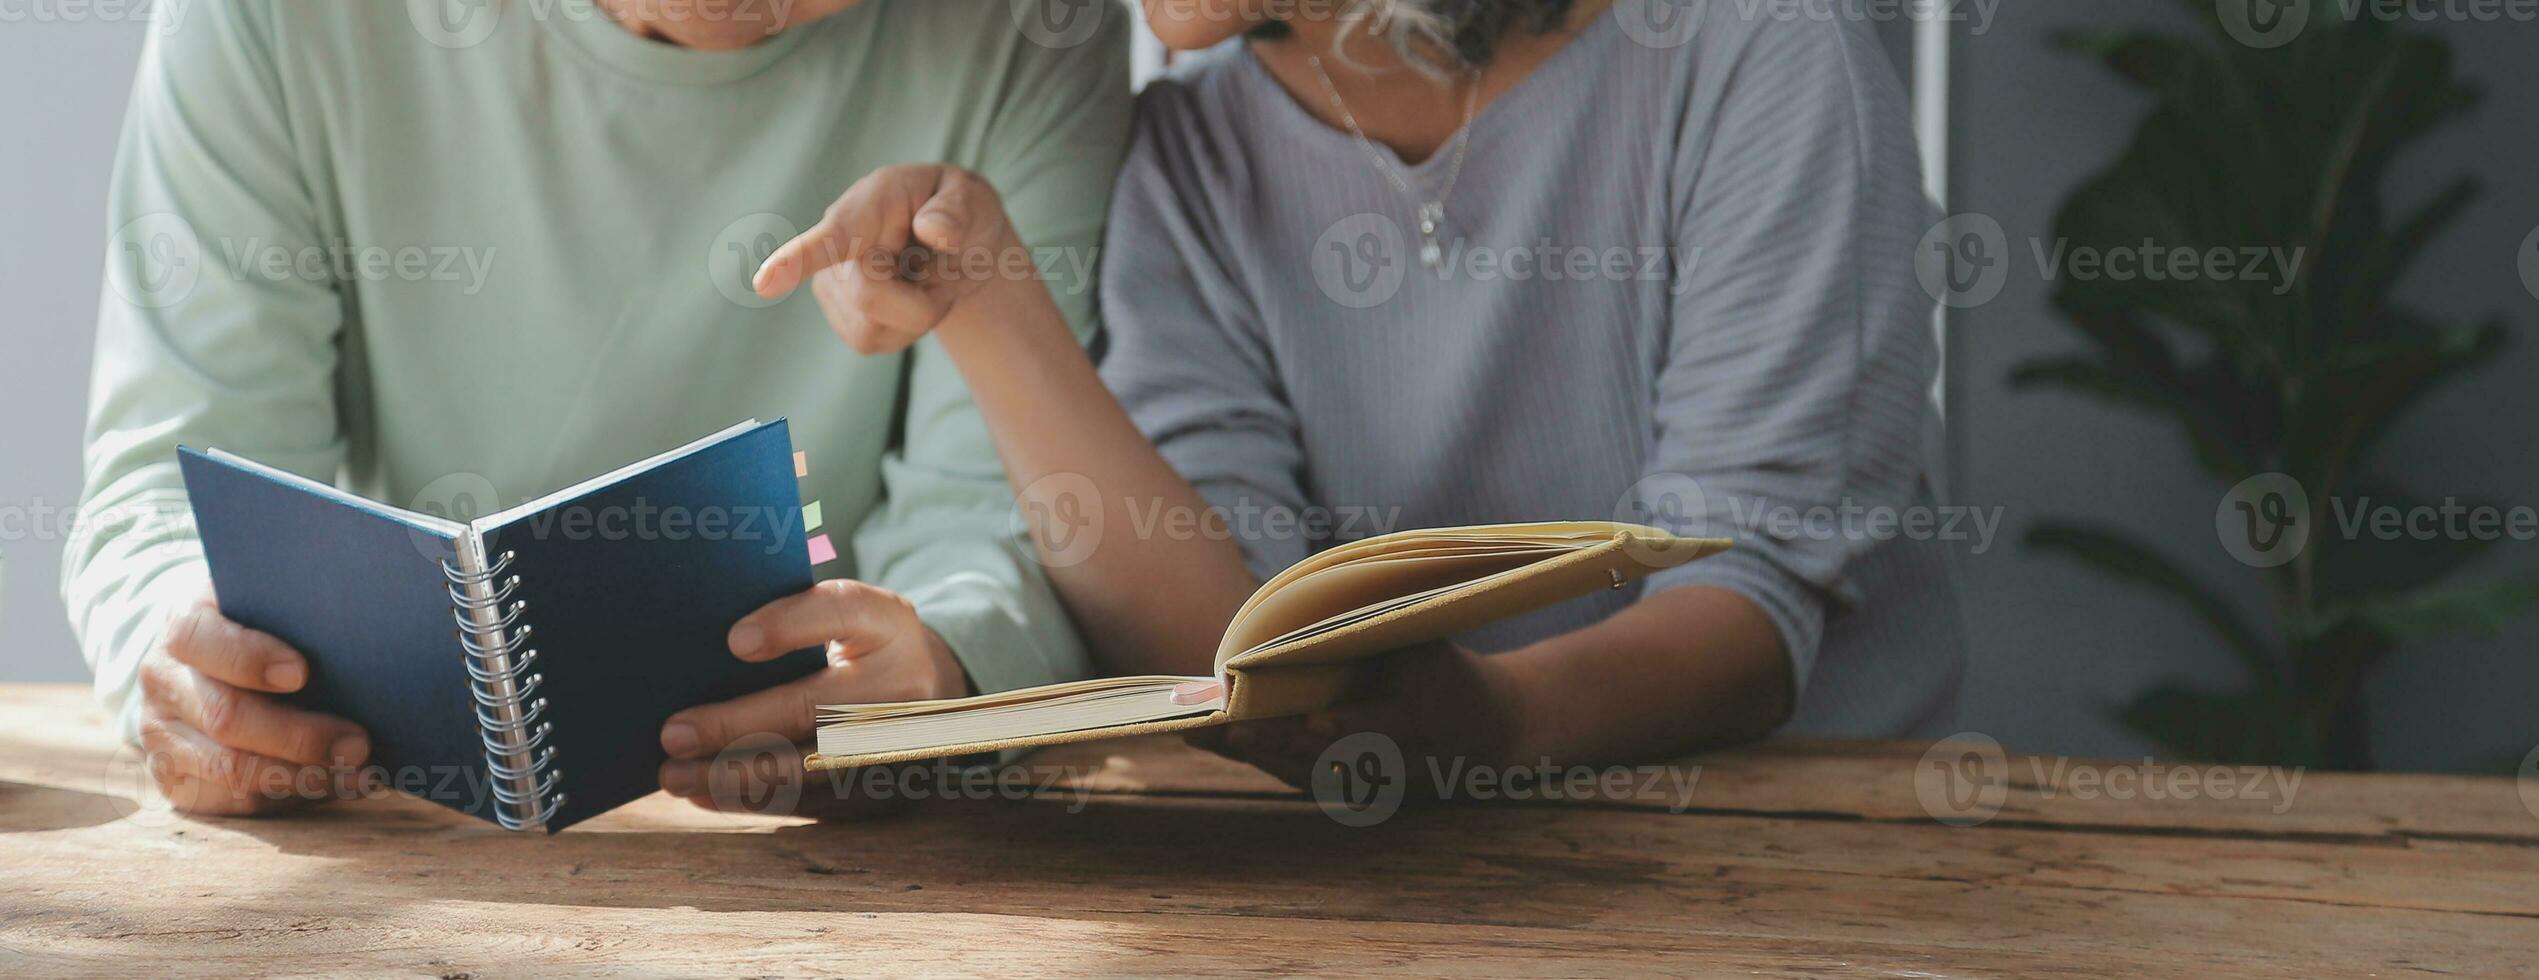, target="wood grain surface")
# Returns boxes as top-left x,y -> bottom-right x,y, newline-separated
2,684 -> 2533,977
